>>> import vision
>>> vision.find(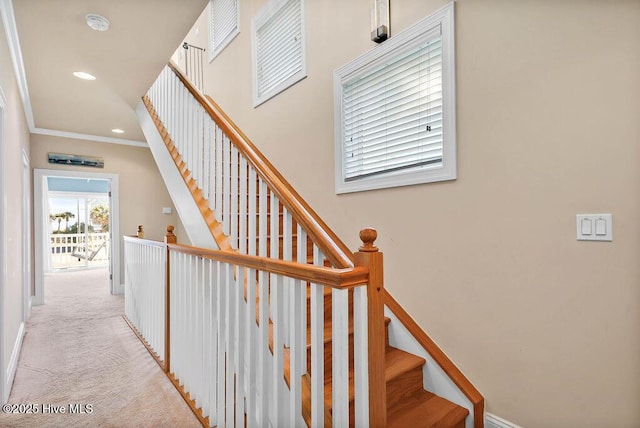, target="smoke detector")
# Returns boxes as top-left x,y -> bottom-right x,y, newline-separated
86,14 -> 110,31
